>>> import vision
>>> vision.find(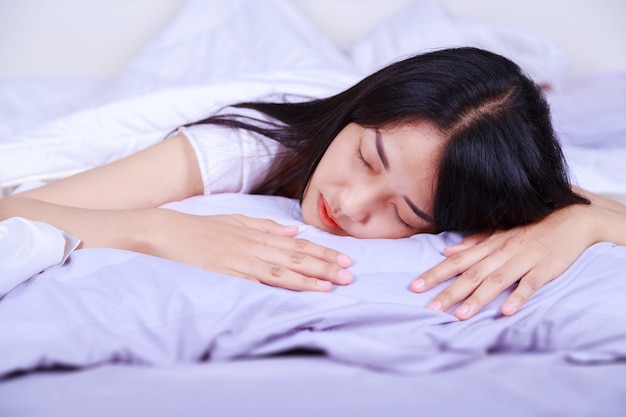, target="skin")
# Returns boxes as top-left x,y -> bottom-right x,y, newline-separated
1,126 -> 625,320
415,188 -> 626,320
305,122 -> 626,319
301,122 -> 442,239
0,134 -> 353,292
